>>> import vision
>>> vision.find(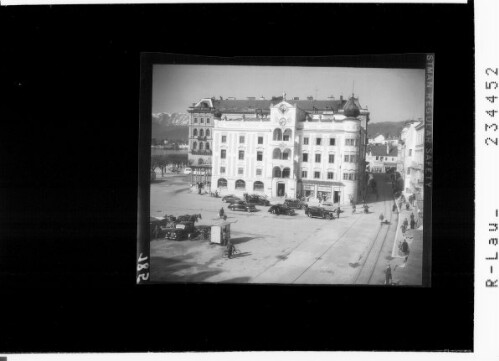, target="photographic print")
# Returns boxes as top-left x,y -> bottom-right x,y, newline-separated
139,54 -> 433,286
